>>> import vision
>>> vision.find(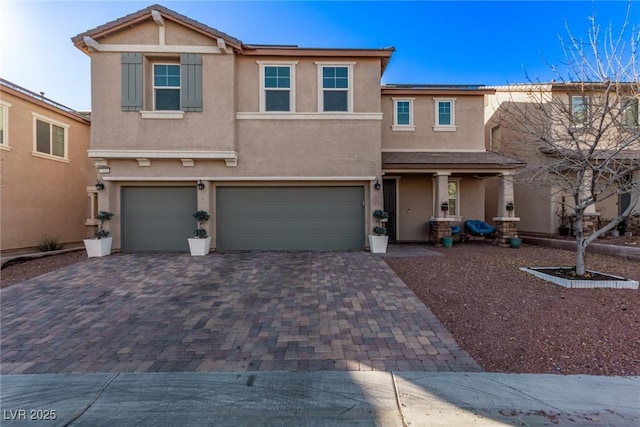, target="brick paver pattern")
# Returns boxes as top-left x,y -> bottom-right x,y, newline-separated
1,252 -> 481,374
